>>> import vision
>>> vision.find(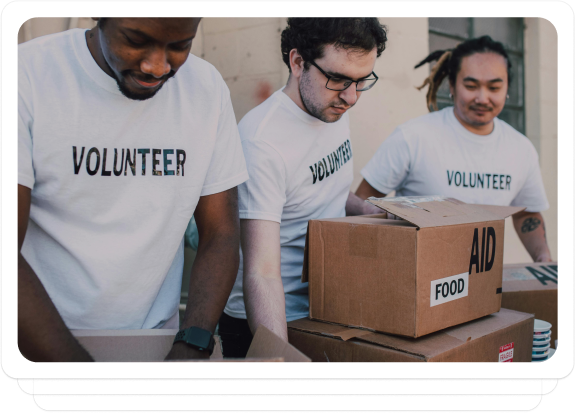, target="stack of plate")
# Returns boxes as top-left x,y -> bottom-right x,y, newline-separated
532,319 -> 552,362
